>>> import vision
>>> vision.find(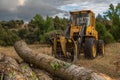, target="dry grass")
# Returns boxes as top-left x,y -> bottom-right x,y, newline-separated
76,43 -> 120,79
0,46 -> 20,60
0,43 -> 120,79
0,44 -> 51,62
29,44 -> 51,55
